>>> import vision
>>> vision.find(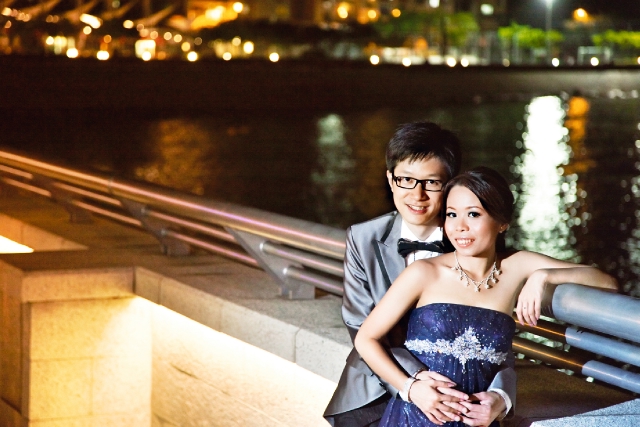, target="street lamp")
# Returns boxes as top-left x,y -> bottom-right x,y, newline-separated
573,8 -> 588,22
545,0 -> 553,64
